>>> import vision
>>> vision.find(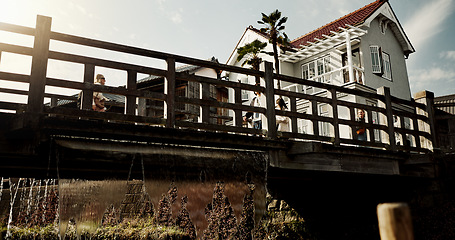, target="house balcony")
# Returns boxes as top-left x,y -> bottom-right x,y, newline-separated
282,65 -> 365,96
